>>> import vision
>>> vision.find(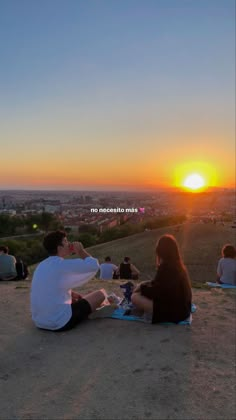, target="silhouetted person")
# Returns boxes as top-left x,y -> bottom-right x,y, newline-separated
117,257 -> 140,280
